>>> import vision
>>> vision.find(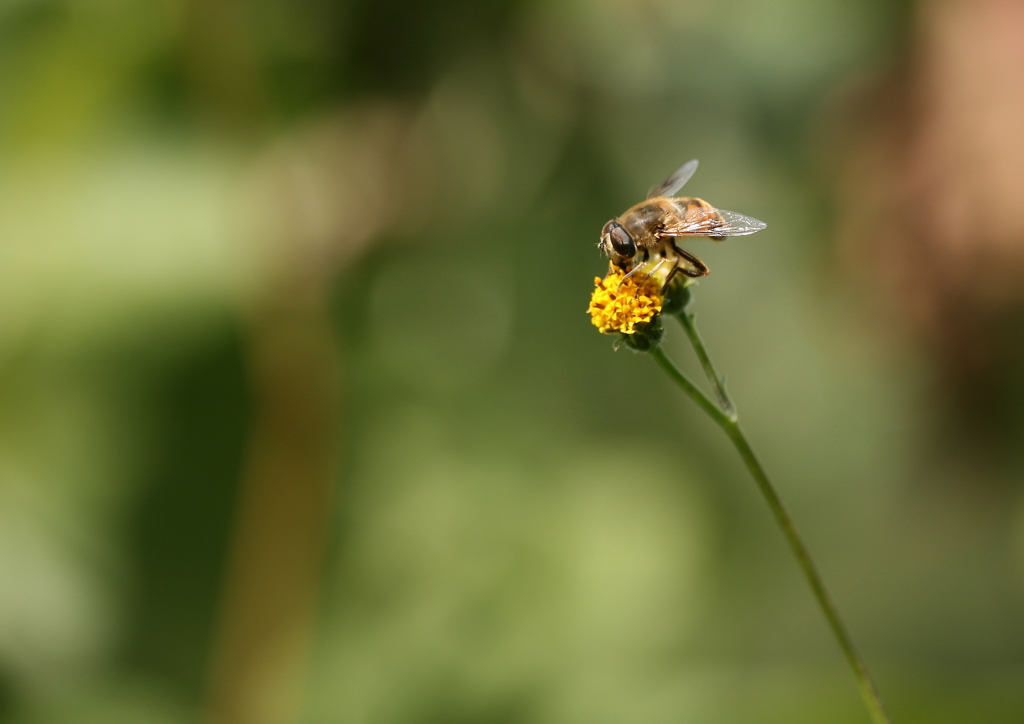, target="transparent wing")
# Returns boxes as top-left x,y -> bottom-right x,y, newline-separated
646,159 -> 699,199
658,208 -> 767,237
